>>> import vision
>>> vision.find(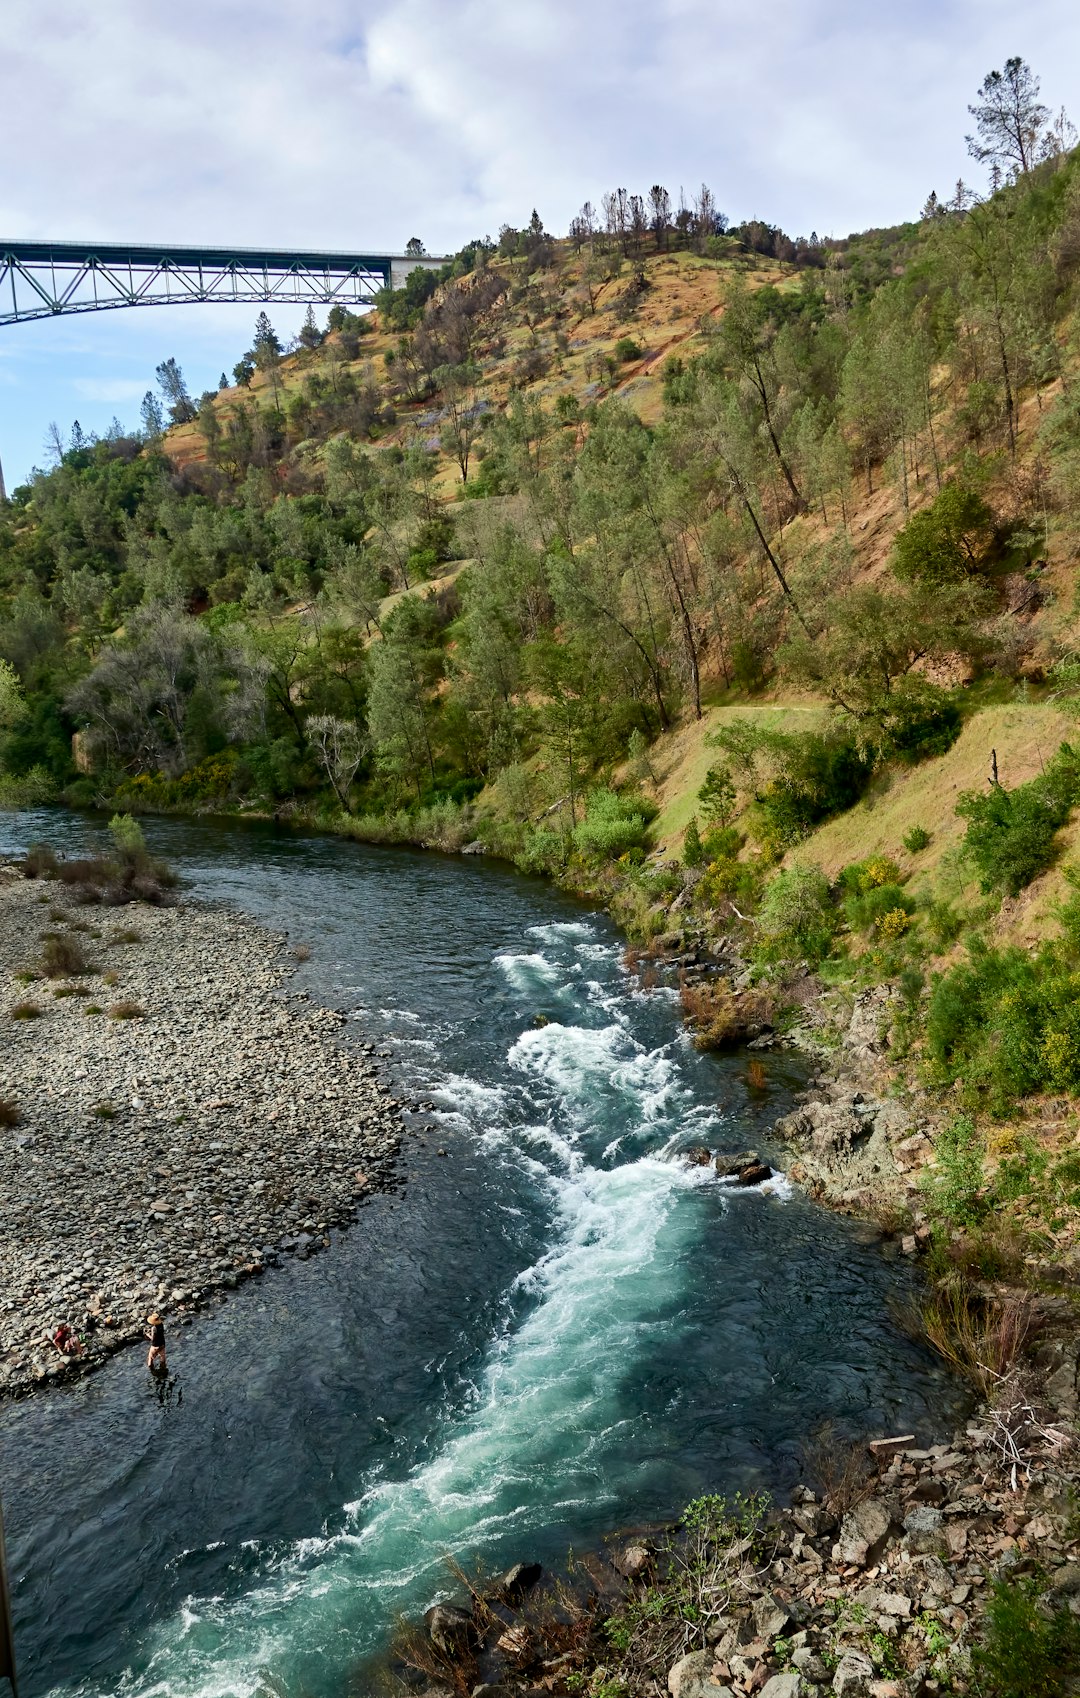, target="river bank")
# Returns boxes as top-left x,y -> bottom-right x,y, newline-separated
398,1394 -> 1080,1697
0,866 -> 406,1401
